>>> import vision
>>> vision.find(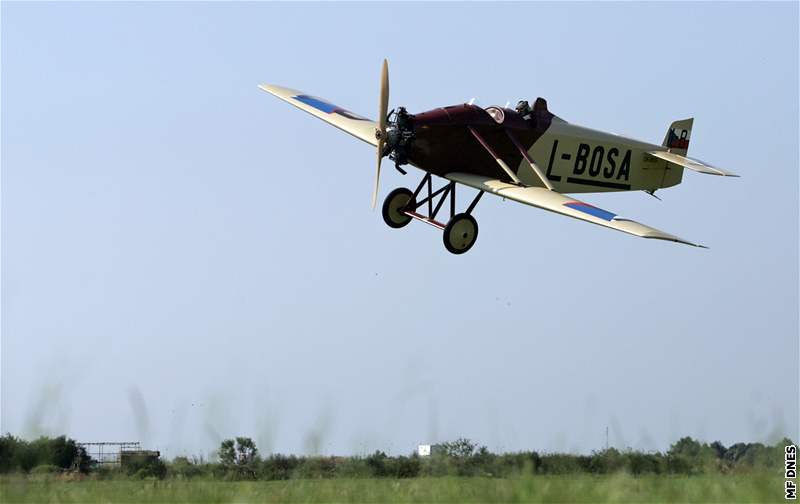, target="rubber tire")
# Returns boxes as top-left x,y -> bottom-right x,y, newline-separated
443,213 -> 479,254
382,188 -> 415,229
